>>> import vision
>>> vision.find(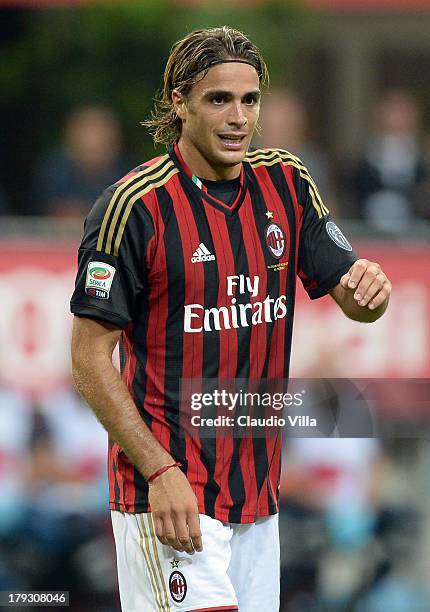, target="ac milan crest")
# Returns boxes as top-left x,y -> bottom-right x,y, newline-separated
265,223 -> 286,259
169,570 -> 187,603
